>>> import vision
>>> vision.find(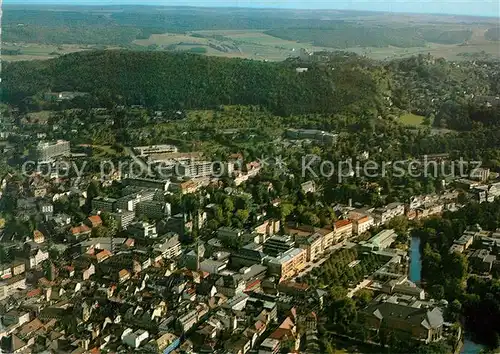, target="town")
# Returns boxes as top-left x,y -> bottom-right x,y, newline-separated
0,127 -> 499,353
